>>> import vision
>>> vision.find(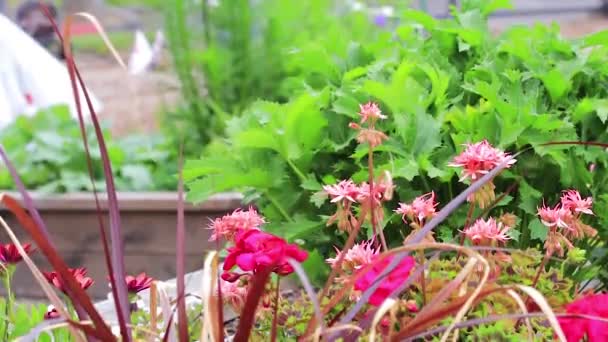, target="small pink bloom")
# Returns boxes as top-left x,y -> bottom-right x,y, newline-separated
323,180 -> 361,204
44,305 -> 60,320
43,268 -> 94,294
405,299 -> 418,312
449,140 -> 516,182
354,255 -> 416,306
326,241 -> 379,271
463,217 -> 511,245
222,230 -> 308,279
208,207 -> 265,242
557,293 -> 608,342
125,272 -> 154,294
358,102 -> 386,123
220,279 -> 248,313
0,243 -> 33,265
395,192 -> 438,224
538,204 -> 569,229
561,190 -> 593,215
